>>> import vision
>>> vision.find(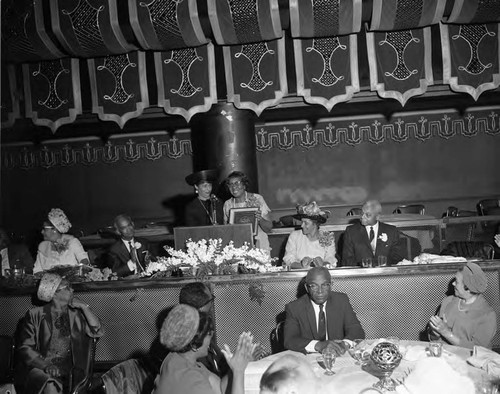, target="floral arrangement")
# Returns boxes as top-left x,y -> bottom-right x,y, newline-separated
52,239 -> 70,253
318,231 -> 335,248
378,233 -> 388,242
142,238 -> 280,278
